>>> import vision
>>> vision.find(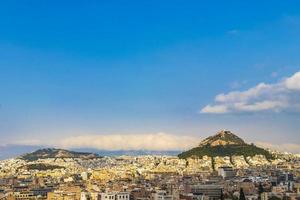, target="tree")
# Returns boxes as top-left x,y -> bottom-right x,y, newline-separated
239,188 -> 246,200
220,189 -> 224,200
288,182 -> 291,191
258,182 -> 264,200
269,196 -> 281,200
